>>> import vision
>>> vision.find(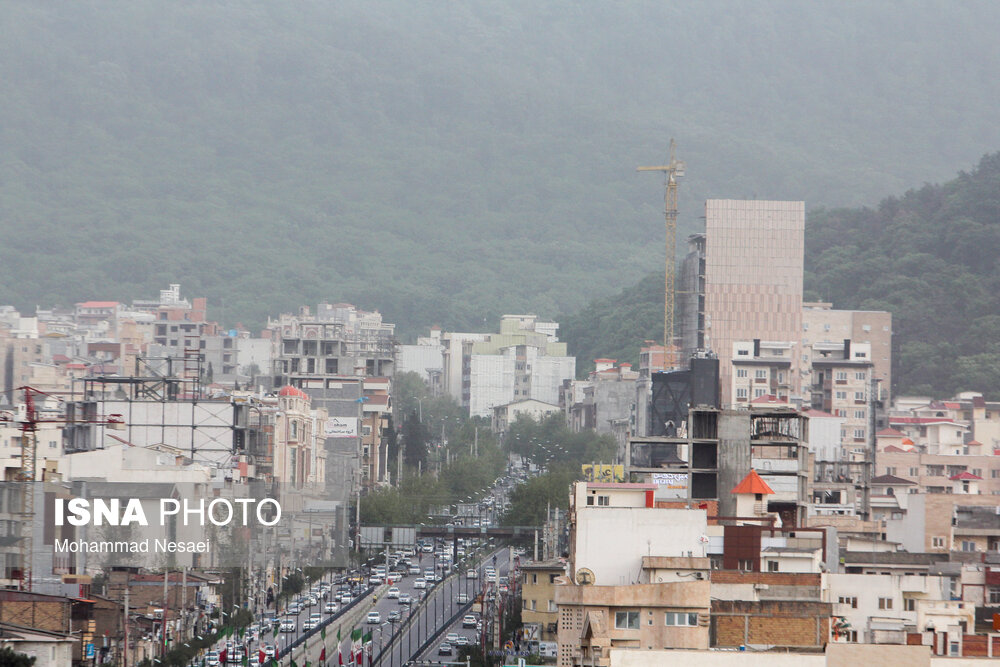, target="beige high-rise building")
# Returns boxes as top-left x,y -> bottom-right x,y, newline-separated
691,200 -> 805,406
802,302 -> 892,405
